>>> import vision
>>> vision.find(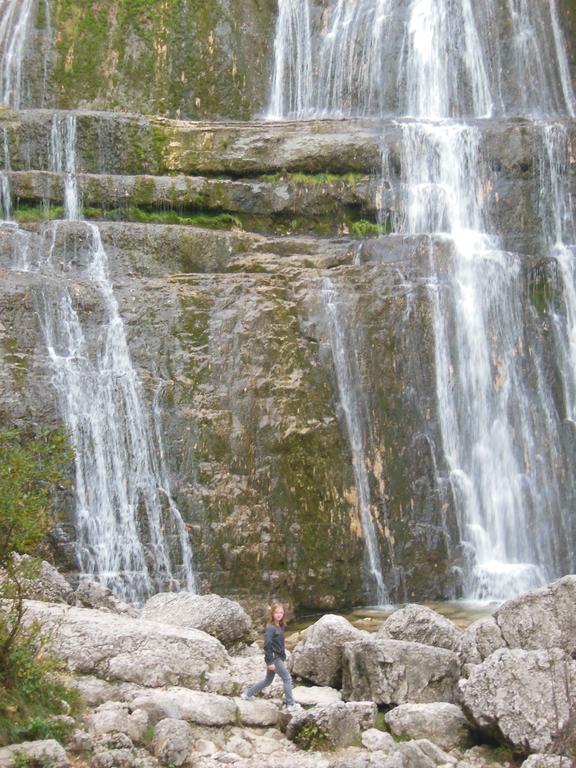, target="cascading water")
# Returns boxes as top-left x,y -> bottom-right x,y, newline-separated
320,278 -> 388,604
15,115 -> 196,602
0,0 -> 34,107
269,0 -> 576,599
